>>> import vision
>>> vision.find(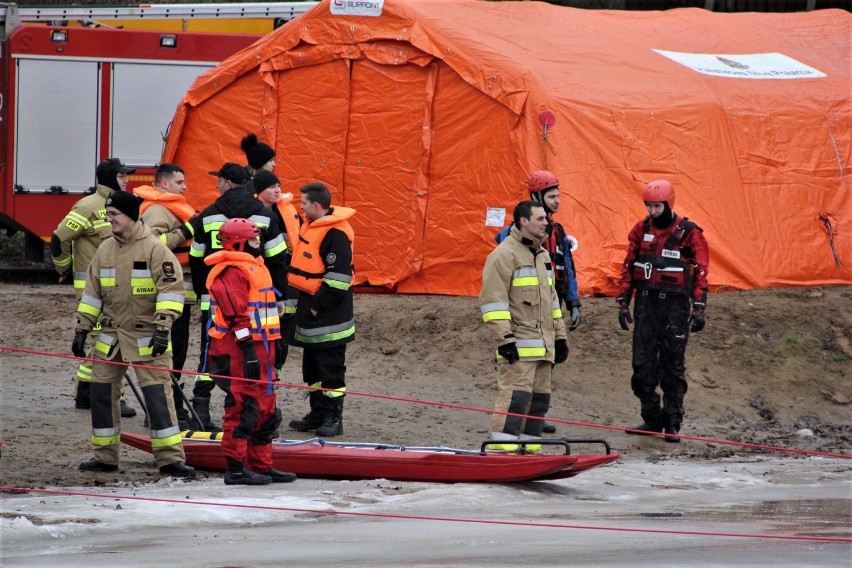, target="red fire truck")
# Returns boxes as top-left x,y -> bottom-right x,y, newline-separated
0,2 -> 316,262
